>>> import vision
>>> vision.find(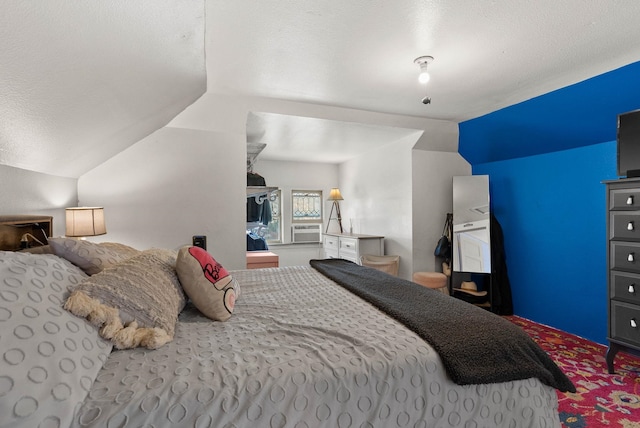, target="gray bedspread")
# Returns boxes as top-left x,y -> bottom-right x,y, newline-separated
72,266 -> 562,427
310,258 -> 575,393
